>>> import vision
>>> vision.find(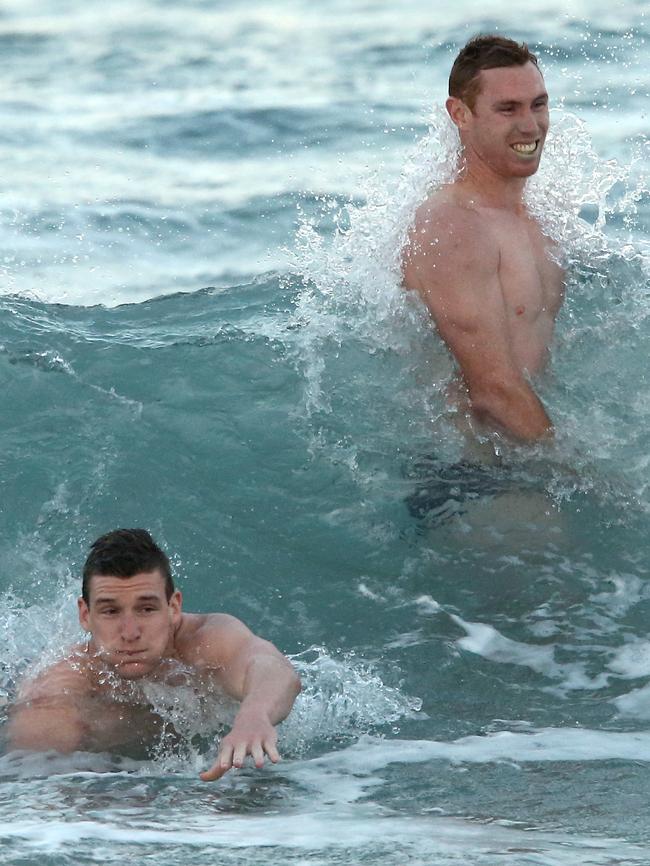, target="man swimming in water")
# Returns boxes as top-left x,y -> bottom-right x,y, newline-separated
403,35 -> 564,443
7,529 -> 301,781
